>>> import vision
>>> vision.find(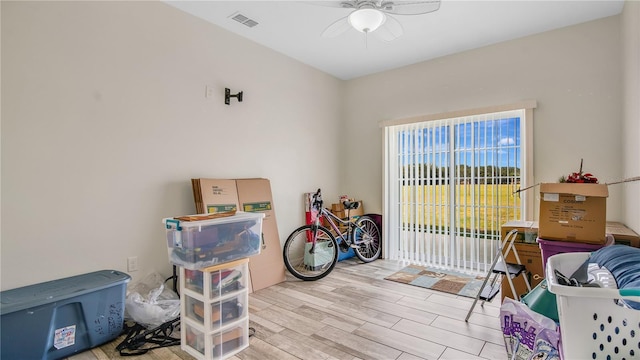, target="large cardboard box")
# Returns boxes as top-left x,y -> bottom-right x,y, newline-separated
191,178 -> 287,292
538,183 -> 608,244
235,179 -> 286,291
501,242 -> 544,302
191,179 -> 239,214
501,221 -> 538,244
